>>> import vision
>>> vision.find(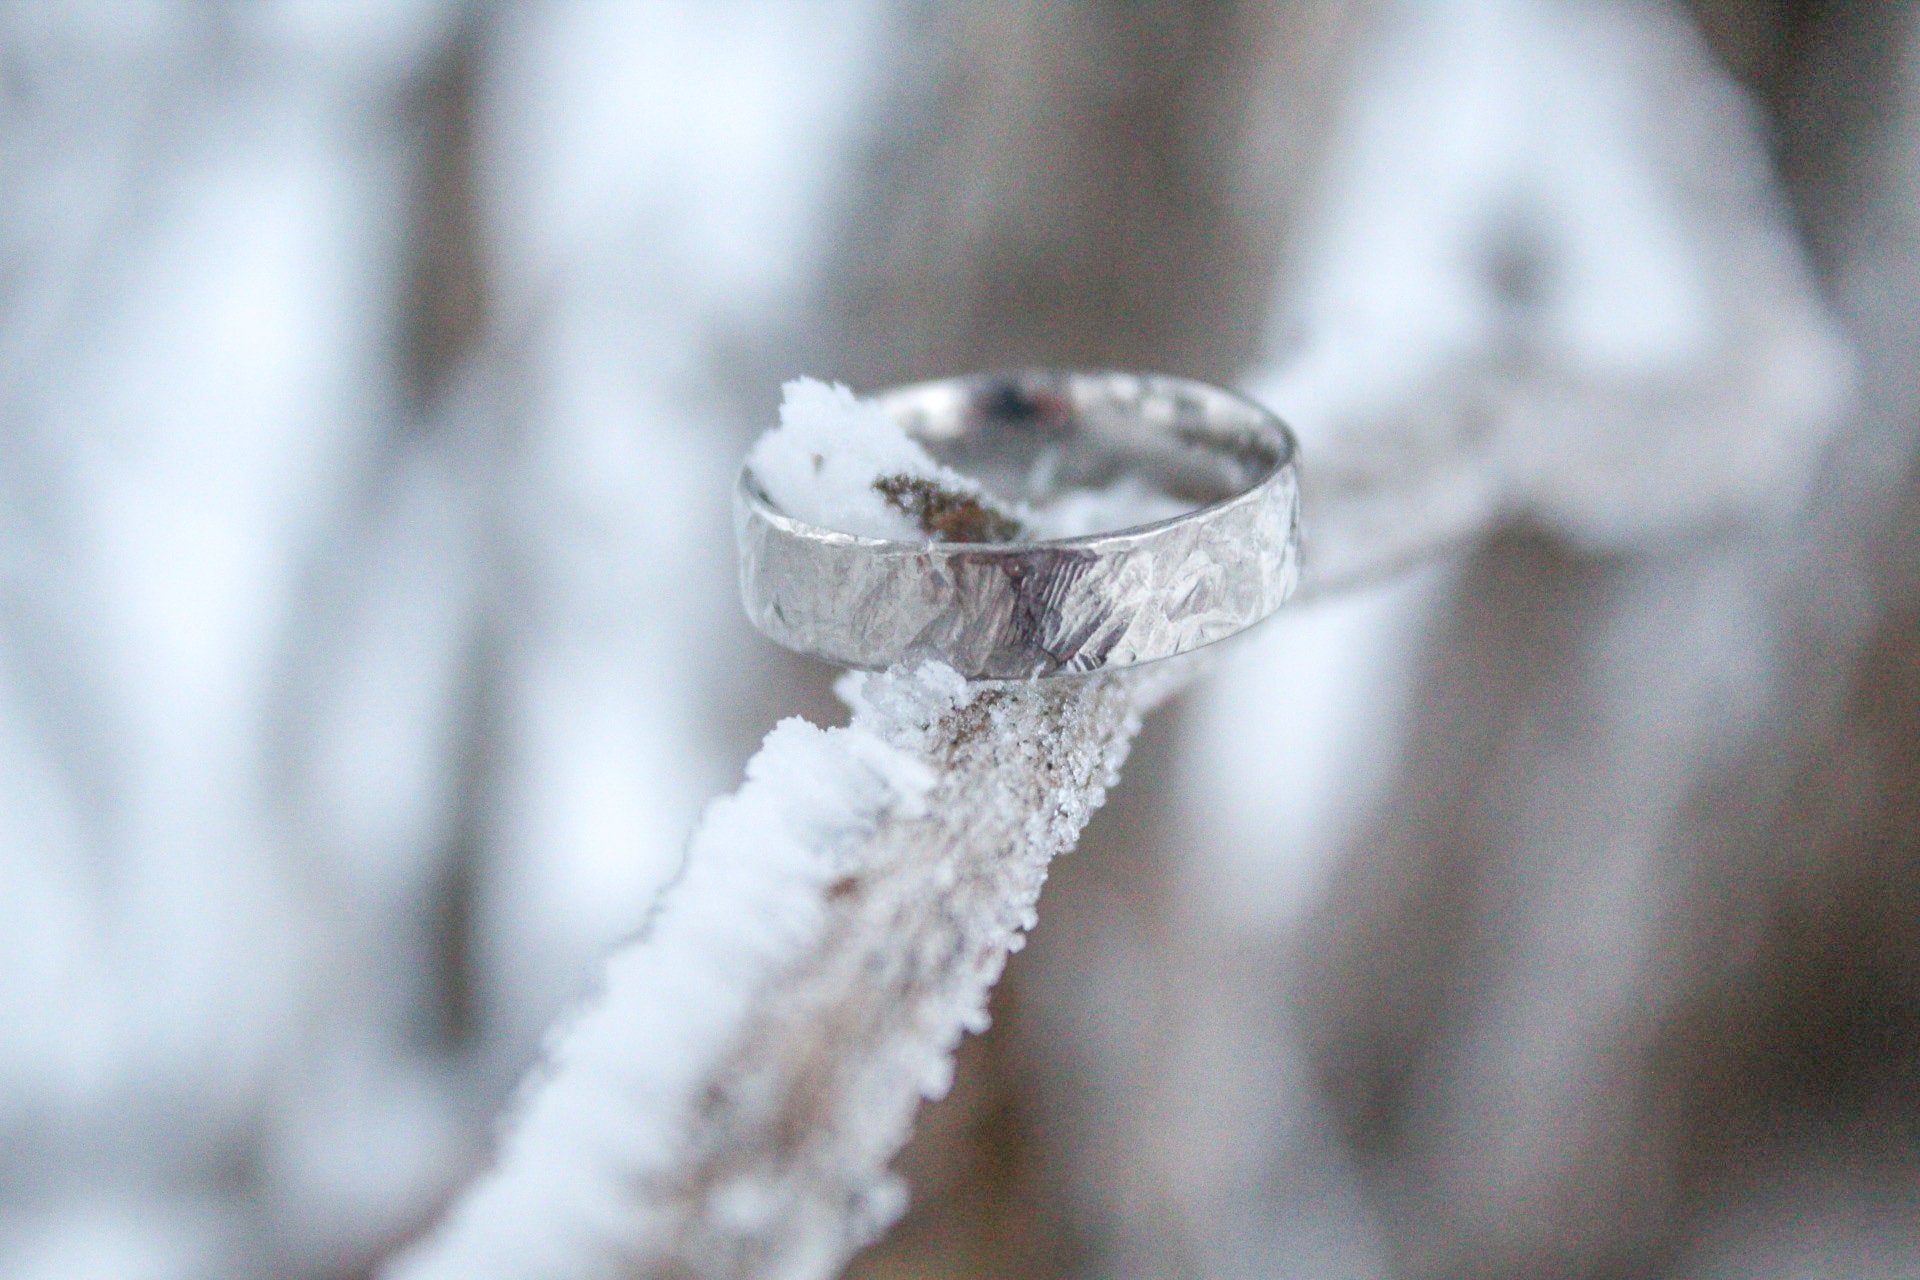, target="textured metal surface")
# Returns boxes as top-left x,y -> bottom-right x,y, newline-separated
736,371 -> 1301,679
